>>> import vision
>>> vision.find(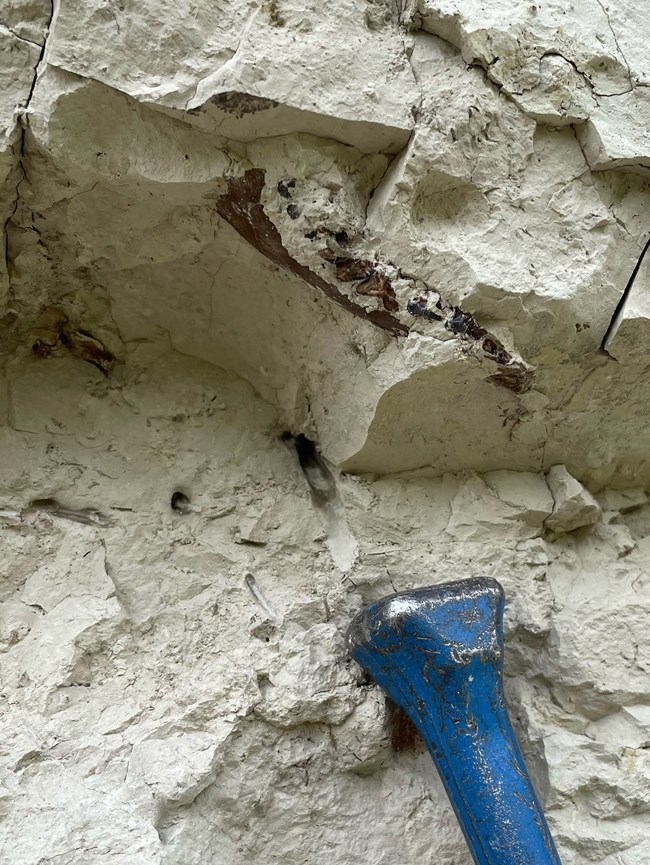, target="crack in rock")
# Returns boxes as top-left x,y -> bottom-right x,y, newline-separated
3,0 -> 55,307
601,233 -> 650,357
